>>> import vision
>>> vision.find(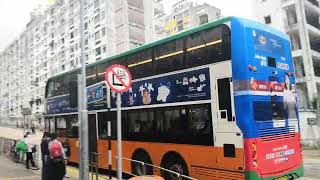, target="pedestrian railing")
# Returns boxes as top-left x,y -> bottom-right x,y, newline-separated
0,137 -> 40,167
90,152 -> 197,180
